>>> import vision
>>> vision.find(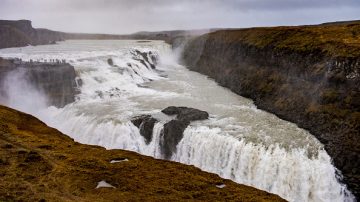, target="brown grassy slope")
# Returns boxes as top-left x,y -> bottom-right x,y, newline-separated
214,23 -> 360,58
0,105 -> 285,202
